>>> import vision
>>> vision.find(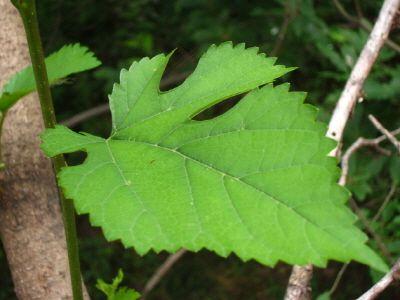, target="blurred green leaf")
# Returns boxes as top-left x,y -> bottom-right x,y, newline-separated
390,156 -> 400,184
347,155 -> 386,200
0,44 -> 101,111
316,291 -> 331,300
